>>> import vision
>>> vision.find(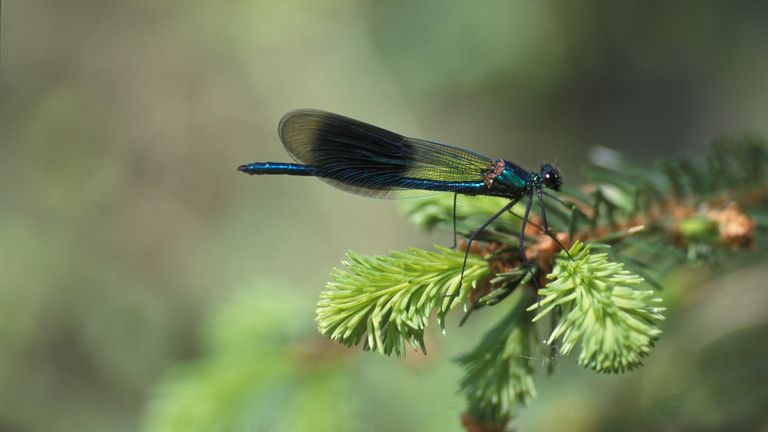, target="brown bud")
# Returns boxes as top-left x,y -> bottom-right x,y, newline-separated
706,203 -> 757,249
